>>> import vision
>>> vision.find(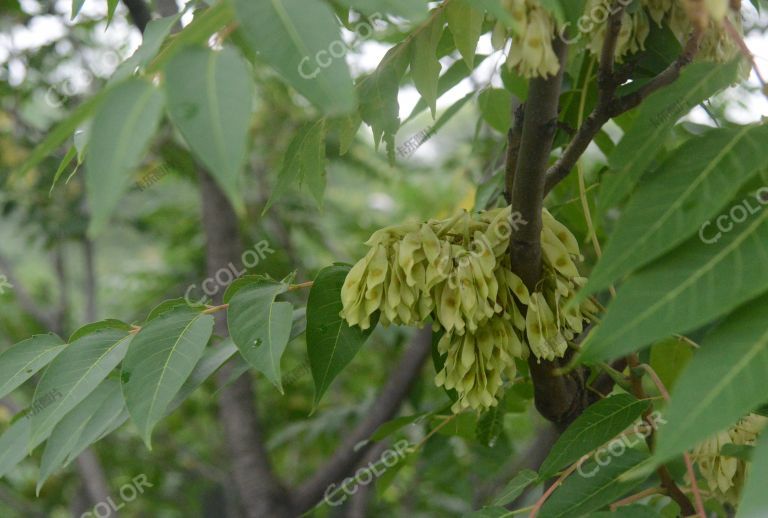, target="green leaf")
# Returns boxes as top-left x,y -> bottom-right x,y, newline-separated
335,0 -> 428,20
490,469 -> 538,507
653,295 -> 768,466
410,12 -> 444,117
85,78 -> 164,236
263,120 -> 327,213
582,124 -> 768,298
122,307 -> 213,448
476,400 -> 505,448
600,59 -> 741,210
165,45 -> 252,214
15,90 -> 106,178
65,382 -> 126,464
232,0 -> 356,114
446,0 -> 484,69
649,337 -> 693,391
37,379 -> 121,493
478,88 -> 512,133
148,4 -> 233,74
405,54 -> 488,123
539,449 -> 650,518
579,202 -> 768,363
29,328 -> 131,448
50,145 -> 77,195
71,0 -> 86,19
111,14 -> 183,84
358,44 -> 409,159
539,394 -> 650,479
227,279 -> 293,392
168,339 -> 239,412
106,0 -> 118,25
306,265 -> 378,407
737,430 -> 768,517
0,419 -> 41,479
0,334 -> 65,400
